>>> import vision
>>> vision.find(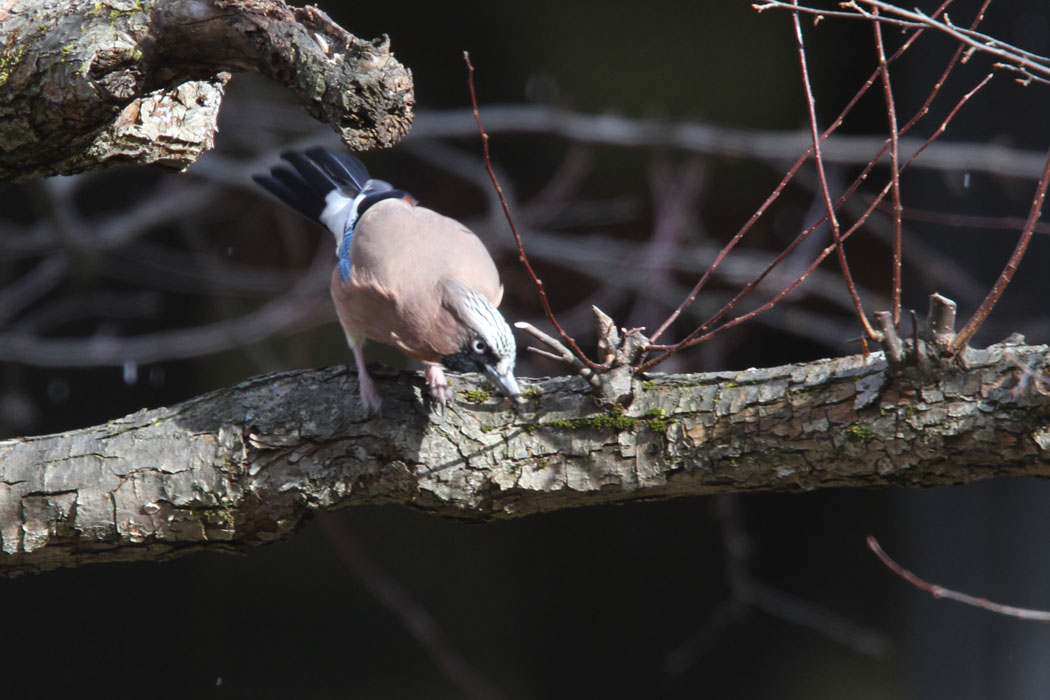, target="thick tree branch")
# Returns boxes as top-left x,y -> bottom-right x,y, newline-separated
2,338 -> 1049,576
0,0 -> 413,181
